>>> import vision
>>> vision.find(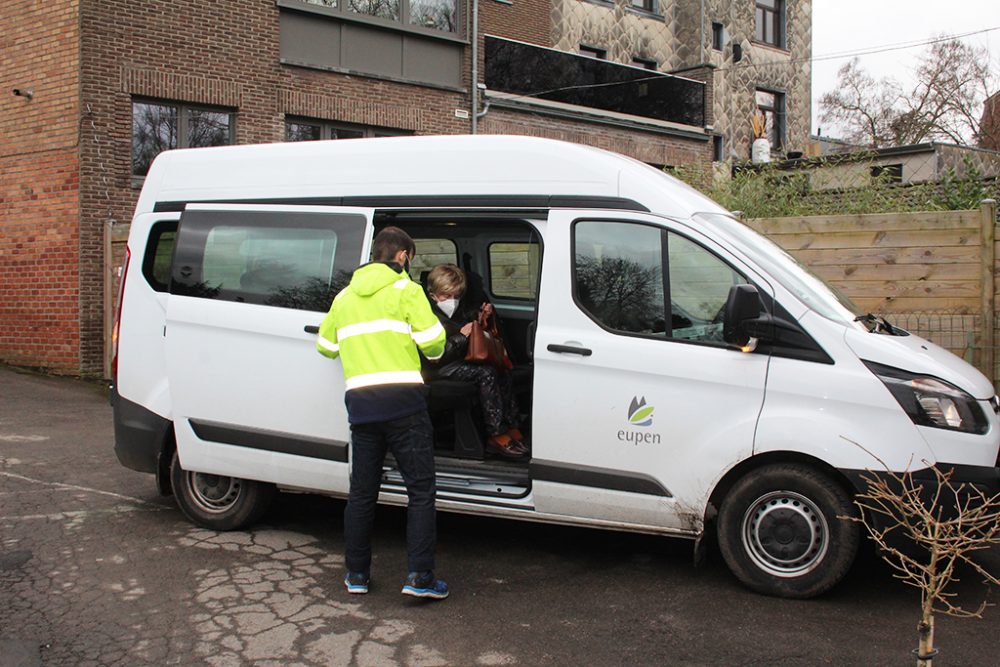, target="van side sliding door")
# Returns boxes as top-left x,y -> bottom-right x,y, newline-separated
532,210 -> 773,534
165,204 -> 374,493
